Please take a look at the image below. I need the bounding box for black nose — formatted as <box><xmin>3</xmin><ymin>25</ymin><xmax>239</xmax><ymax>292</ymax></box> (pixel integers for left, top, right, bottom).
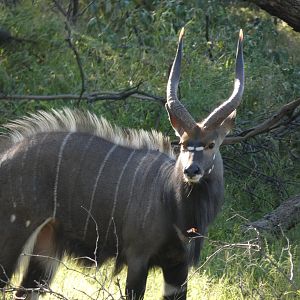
<box><xmin>184</xmin><ymin>165</ymin><xmax>201</xmax><ymax>177</ymax></box>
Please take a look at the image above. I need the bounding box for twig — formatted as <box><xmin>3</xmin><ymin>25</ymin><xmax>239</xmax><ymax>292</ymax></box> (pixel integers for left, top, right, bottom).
<box><xmin>186</xmin><ymin>231</ymin><xmax>261</xmax><ymax>284</ymax></box>
<box><xmin>1</xmin><ymin>284</ymin><xmax>71</xmax><ymax>300</ymax></box>
<box><xmin>36</xmin><ymin>281</ymin><xmax>71</xmax><ymax>300</ymax></box>
<box><xmin>80</xmin><ymin>206</ymin><xmax>99</xmax><ymax>269</ymax></box>
<box><xmin>78</xmin><ymin>1</ymin><xmax>96</xmax><ymax>17</ymax></box>
<box><xmin>279</xmin><ymin>226</ymin><xmax>294</xmax><ymax>281</ymax></box>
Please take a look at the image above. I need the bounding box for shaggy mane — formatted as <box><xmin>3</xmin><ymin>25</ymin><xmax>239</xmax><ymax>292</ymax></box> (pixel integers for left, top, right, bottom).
<box><xmin>3</xmin><ymin>108</ymin><xmax>175</xmax><ymax>158</ymax></box>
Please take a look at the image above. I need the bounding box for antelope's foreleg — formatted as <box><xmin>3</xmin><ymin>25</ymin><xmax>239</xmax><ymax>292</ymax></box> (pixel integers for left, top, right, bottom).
<box><xmin>125</xmin><ymin>256</ymin><xmax>149</xmax><ymax>300</ymax></box>
<box><xmin>162</xmin><ymin>259</ymin><xmax>188</xmax><ymax>300</ymax></box>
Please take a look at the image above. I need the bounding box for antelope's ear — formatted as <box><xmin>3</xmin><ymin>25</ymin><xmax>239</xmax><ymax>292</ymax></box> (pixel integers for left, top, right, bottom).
<box><xmin>165</xmin><ymin>103</ymin><xmax>184</xmax><ymax>137</ymax></box>
<box><xmin>217</xmin><ymin>110</ymin><xmax>236</xmax><ymax>140</ymax></box>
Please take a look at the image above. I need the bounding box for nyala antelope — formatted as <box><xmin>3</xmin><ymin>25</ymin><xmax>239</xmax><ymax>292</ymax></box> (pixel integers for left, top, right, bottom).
<box><xmin>0</xmin><ymin>28</ymin><xmax>244</xmax><ymax>300</ymax></box>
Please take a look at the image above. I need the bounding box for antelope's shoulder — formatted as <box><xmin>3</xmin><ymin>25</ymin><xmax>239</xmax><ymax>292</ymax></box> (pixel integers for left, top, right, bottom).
<box><xmin>2</xmin><ymin>108</ymin><xmax>175</xmax><ymax>158</ymax></box>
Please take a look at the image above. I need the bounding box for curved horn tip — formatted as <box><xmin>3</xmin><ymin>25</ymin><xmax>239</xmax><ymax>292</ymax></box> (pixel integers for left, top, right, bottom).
<box><xmin>179</xmin><ymin>27</ymin><xmax>185</xmax><ymax>41</ymax></box>
<box><xmin>239</xmin><ymin>29</ymin><xmax>243</xmax><ymax>42</ymax></box>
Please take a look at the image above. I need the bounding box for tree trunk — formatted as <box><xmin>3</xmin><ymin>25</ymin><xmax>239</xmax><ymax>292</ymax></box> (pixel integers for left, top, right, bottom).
<box><xmin>249</xmin><ymin>0</ymin><xmax>300</xmax><ymax>32</ymax></box>
<box><xmin>248</xmin><ymin>195</ymin><xmax>300</xmax><ymax>233</ymax></box>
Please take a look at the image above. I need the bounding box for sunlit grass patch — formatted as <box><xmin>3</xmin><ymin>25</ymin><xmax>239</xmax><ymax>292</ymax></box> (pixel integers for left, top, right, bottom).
<box><xmin>44</xmin><ymin>259</ymin><xmax>124</xmax><ymax>300</ymax></box>
<box><xmin>35</xmin><ymin>258</ymin><xmax>164</xmax><ymax>300</ymax></box>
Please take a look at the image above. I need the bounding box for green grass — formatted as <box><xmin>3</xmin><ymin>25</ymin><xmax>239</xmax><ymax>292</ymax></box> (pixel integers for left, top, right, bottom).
<box><xmin>7</xmin><ymin>241</ymin><xmax>298</xmax><ymax>300</ymax></box>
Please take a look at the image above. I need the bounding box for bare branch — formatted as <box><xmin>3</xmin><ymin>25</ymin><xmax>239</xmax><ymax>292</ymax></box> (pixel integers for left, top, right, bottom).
<box><xmin>53</xmin><ymin>0</ymin><xmax>86</xmax><ymax>105</ymax></box>
<box><xmin>65</xmin><ymin>23</ymin><xmax>85</xmax><ymax>105</ymax></box>
<box><xmin>0</xmin><ymin>89</ymin><xmax>165</xmax><ymax>105</ymax></box>
<box><xmin>249</xmin><ymin>0</ymin><xmax>300</xmax><ymax>32</ymax></box>
<box><xmin>247</xmin><ymin>195</ymin><xmax>300</xmax><ymax>233</ymax></box>
<box><xmin>224</xmin><ymin>98</ymin><xmax>300</xmax><ymax>145</ymax></box>
<box><xmin>52</xmin><ymin>0</ymin><xmax>67</xmax><ymax>17</ymax></box>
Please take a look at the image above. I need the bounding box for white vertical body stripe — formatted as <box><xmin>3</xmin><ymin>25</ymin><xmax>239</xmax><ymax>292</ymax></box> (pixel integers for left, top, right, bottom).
<box><xmin>123</xmin><ymin>150</ymin><xmax>150</xmax><ymax>222</ymax></box>
<box><xmin>53</xmin><ymin>132</ymin><xmax>73</xmax><ymax>218</ymax></box>
<box><xmin>33</xmin><ymin>134</ymin><xmax>49</xmax><ymax>203</ymax></box>
<box><xmin>68</xmin><ymin>135</ymin><xmax>95</xmax><ymax>213</ymax></box>
<box><xmin>104</xmin><ymin>150</ymin><xmax>136</xmax><ymax>243</ymax></box>
<box><xmin>20</xmin><ymin>143</ymin><xmax>30</xmax><ymax>204</ymax></box>
<box><xmin>132</xmin><ymin>152</ymin><xmax>162</xmax><ymax>225</ymax></box>
<box><xmin>142</xmin><ymin>159</ymin><xmax>168</xmax><ymax>228</ymax></box>
<box><xmin>8</xmin><ymin>158</ymin><xmax>14</xmax><ymax>207</ymax></box>
<box><xmin>83</xmin><ymin>144</ymin><xmax>118</xmax><ymax>238</ymax></box>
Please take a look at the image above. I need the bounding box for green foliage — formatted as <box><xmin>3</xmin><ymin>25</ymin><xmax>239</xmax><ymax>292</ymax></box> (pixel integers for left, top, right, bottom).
<box><xmin>1</xmin><ymin>0</ymin><xmax>299</xmax><ymax>299</ymax></box>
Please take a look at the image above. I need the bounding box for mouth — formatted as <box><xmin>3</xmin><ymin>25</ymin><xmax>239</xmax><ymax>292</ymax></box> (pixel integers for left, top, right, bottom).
<box><xmin>183</xmin><ymin>174</ymin><xmax>202</xmax><ymax>183</ymax></box>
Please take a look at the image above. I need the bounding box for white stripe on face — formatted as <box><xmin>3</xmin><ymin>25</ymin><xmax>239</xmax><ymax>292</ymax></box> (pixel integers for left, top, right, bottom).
<box><xmin>187</xmin><ymin>146</ymin><xmax>204</xmax><ymax>152</ymax></box>
<box><xmin>207</xmin><ymin>163</ymin><xmax>215</xmax><ymax>175</ymax></box>
<box><xmin>195</xmin><ymin>146</ymin><xmax>204</xmax><ymax>151</ymax></box>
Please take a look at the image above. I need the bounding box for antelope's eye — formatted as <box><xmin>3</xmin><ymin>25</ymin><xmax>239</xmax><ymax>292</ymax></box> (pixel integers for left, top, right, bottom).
<box><xmin>208</xmin><ymin>142</ymin><xmax>215</xmax><ymax>149</ymax></box>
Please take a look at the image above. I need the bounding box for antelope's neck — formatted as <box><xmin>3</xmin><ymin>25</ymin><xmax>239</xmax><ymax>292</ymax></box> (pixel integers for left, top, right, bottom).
<box><xmin>169</xmin><ymin>162</ymin><xmax>223</xmax><ymax>239</ymax></box>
